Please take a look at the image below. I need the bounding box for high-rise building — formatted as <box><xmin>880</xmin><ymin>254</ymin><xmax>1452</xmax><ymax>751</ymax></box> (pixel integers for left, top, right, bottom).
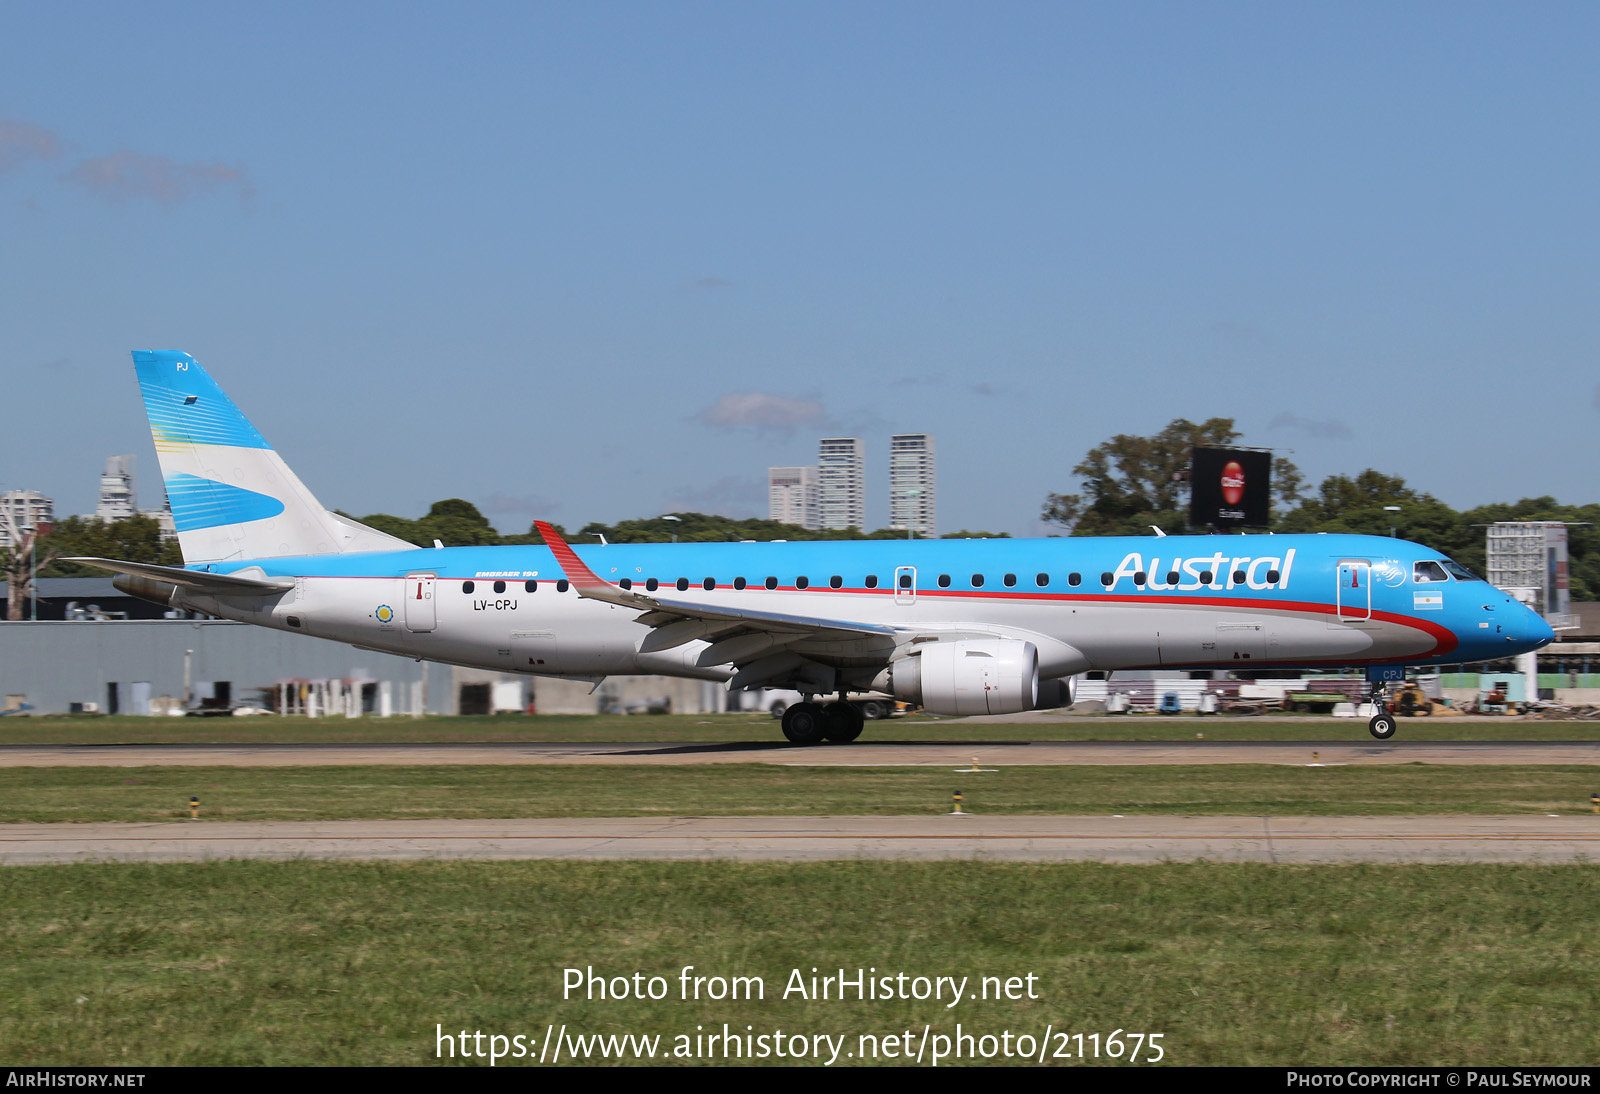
<box><xmin>0</xmin><ymin>491</ymin><xmax>53</xmax><ymax>550</ymax></box>
<box><xmin>768</xmin><ymin>466</ymin><xmax>819</xmax><ymax>530</ymax></box>
<box><xmin>85</xmin><ymin>454</ymin><xmax>175</xmax><ymax>539</ymax></box>
<box><xmin>817</xmin><ymin>438</ymin><xmax>866</xmax><ymax>531</ymax></box>
<box><xmin>888</xmin><ymin>433</ymin><xmax>936</xmax><ymax>537</ymax></box>
<box><xmin>96</xmin><ymin>455</ymin><xmax>137</xmax><ymax>522</ymax></box>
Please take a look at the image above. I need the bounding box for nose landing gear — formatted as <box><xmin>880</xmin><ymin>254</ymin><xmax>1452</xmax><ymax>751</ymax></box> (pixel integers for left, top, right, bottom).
<box><xmin>1367</xmin><ymin>680</ymin><xmax>1397</xmax><ymax>740</ymax></box>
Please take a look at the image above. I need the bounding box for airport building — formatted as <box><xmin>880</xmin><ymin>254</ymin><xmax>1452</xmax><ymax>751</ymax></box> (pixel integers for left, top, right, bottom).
<box><xmin>1486</xmin><ymin>521</ymin><xmax>1573</xmax><ymax>630</ymax></box>
<box><xmin>0</xmin><ymin>616</ymin><xmax>727</xmax><ymax>718</ymax></box>
<box><xmin>888</xmin><ymin>433</ymin><xmax>936</xmax><ymax>537</ymax></box>
<box><xmin>767</xmin><ymin>466</ymin><xmax>819</xmax><ymax>530</ymax></box>
<box><xmin>817</xmin><ymin>438</ymin><xmax>865</xmax><ymax>531</ymax></box>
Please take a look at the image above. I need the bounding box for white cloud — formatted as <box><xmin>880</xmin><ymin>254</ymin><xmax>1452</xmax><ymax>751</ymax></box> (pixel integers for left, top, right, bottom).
<box><xmin>695</xmin><ymin>391</ymin><xmax>827</xmax><ymax>433</ymax></box>
<box><xmin>63</xmin><ymin>150</ymin><xmax>254</xmax><ymax>205</ymax></box>
<box><xmin>1268</xmin><ymin>411</ymin><xmax>1353</xmax><ymax>440</ymax></box>
<box><xmin>0</xmin><ymin>118</ymin><xmax>60</xmax><ymax>172</ymax></box>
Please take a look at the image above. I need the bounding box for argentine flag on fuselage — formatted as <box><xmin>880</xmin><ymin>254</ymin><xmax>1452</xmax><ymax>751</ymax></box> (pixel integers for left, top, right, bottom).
<box><xmin>133</xmin><ymin>351</ymin><xmax>414</xmax><ymax>563</ymax></box>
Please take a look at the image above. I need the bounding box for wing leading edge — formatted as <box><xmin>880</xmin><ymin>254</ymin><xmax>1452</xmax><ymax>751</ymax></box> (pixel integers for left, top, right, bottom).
<box><xmin>534</xmin><ymin>520</ymin><xmax>899</xmax><ymax>656</ymax></box>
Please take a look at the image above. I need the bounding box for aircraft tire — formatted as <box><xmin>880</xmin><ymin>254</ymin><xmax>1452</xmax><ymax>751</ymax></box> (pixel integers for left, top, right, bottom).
<box><xmin>781</xmin><ymin>702</ymin><xmax>828</xmax><ymax>745</ymax></box>
<box><xmin>823</xmin><ymin>703</ymin><xmax>865</xmax><ymax>743</ymax></box>
<box><xmin>1368</xmin><ymin>713</ymin><xmax>1397</xmax><ymax>740</ymax></box>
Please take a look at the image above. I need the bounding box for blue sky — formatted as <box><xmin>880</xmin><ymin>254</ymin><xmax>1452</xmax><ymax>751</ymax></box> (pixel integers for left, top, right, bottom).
<box><xmin>3</xmin><ymin>2</ymin><xmax>1596</xmax><ymax>537</ymax></box>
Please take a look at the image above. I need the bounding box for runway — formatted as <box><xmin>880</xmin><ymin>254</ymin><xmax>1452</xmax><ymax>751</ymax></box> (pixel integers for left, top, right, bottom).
<box><xmin>3</xmin><ymin>814</ymin><xmax>1598</xmax><ymax>864</ymax></box>
<box><xmin>0</xmin><ymin>739</ymin><xmax>1594</xmax><ymax>767</ymax></box>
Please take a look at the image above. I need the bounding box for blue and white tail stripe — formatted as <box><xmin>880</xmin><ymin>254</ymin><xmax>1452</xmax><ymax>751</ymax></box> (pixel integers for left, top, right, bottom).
<box><xmin>131</xmin><ymin>350</ymin><xmax>415</xmax><ymax>563</ymax></box>
<box><xmin>163</xmin><ymin>473</ymin><xmax>286</xmax><ymax>532</ymax></box>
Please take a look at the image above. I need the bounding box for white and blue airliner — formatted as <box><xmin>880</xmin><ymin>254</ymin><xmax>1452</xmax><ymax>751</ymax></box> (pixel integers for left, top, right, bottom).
<box><xmin>75</xmin><ymin>351</ymin><xmax>1554</xmax><ymax>743</ymax></box>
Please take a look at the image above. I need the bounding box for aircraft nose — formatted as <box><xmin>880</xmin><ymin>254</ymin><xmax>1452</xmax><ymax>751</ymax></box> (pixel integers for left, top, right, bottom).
<box><xmin>1527</xmin><ymin>611</ymin><xmax>1556</xmax><ymax>647</ymax></box>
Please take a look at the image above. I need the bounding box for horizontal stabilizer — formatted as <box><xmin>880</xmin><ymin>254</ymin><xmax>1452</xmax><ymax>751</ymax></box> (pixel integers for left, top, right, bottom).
<box><xmin>64</xmin><ymin>558</ymin><xmax>294</xmax><ymax>596</ymax></box>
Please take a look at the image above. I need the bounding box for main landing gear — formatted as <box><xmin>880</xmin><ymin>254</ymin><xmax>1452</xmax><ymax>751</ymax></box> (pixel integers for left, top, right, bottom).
<box><xmin>1367</xmin><ymin>680</ymin><xmax>1397</xmax><ymax>741</ymax></box>
<box><xmin>780</xmin><ymin>698</ymin><xmax>865</xmax><ymax>745</ymax></box>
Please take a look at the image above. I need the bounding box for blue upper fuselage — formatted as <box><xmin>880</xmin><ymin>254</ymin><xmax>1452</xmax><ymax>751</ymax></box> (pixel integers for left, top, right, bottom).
<box><xmin>199</xmin><ymin>532</ymin><xmax>1554</xmax><ymax>668</ymax></box>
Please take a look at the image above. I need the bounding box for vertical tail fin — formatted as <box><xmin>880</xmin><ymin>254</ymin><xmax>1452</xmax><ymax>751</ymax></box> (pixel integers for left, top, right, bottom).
<box><xmin>133</xmin><ymin>350</ymin><xmax>415</xmax><ymax>562</ymax></box>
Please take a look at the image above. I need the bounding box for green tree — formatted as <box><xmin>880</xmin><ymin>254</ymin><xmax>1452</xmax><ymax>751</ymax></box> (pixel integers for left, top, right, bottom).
<box><xmin>1042</xmin><ymin>418</ymin><xmax>1302</xmax><ymax>536</ymax></box>
<box><xmin>356</xmin><ymin>499</ymin><xmax>501</xmax><ymax>547</ymax></box>
<box><xmin>354</xmin><ymin>512</ymin><xmax>423</xmax><ymax>544</ymax></box>
<box><xmin>500</xmin><ymin>521</ymin><xmax>568</xmax><ymax>546</ymax></box>
<box><xmin>1272</xmin><ymin>470</ymin><xmax>1470</xmax><ymax>559</ymax></box>
<box><xmin>38</xmin><ymin>516</ymin><xmax>181</xmax><ymax>577</ymax></box>
<box><xmin>416</xmin><ymin>499</ymin><xmax>499</xmax><ymax>547</ymax></box>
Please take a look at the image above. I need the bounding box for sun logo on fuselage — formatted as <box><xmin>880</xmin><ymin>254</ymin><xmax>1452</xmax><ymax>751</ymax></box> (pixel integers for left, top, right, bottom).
<box><xmin>375</xmin><ymin>605</ymin><xmax>394</xmax><ymax>623</ymax></box>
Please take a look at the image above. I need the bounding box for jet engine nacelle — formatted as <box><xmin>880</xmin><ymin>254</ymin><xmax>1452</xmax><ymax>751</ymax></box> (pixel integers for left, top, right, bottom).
<box><xmin>1034</xmin><ymin>675</ymin><xmax>1073</xmax><ymax>711</ymax></box>
<box><xmin>884</xmin><ymin>639</ymin><xmax>1039</xmax><ymax>716</ymax></box>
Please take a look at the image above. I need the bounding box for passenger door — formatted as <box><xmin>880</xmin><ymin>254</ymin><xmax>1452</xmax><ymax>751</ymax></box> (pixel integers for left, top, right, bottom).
<box><xmin>1336</xmin><ymin>560</ymin><xmax>1371</xmax><ymax>622</ymax></box>
<box><xmin>404</xmin><ymin>572</ymin><xmax>437</xmax><ymax>632</ymax></box>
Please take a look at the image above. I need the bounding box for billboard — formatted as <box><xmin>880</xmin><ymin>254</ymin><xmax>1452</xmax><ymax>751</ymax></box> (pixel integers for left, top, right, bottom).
<box><xmin>1189</xmin><ymin>447</ymin><xmax>1272</xmax><ymax>528</ymax></box>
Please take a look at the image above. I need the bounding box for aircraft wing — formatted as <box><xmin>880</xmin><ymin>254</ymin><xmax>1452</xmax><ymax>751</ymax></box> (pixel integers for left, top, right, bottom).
<box><xmin>535</xmin><ymin>521</ymin><xmax>898</xmax><ymax>653</ymax></box>
<box><xmin>64</xmin><ymin>558</ymin><xmax>295</xmax><ymax>596</ymax></box>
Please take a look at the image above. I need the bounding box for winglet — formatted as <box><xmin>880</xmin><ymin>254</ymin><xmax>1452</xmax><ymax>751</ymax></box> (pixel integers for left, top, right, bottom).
<box><xmin>535</xmin><ymin>521</ymin><xmax>660</xmax><ymax>609</ymax></box>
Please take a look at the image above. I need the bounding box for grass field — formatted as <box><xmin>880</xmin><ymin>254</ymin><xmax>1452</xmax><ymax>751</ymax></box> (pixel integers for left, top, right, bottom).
<box><xmin>3</xmin><ymin>763</ymin><xmax>1599</xmax><ymax>823</ymax></box>
<box><xmin>2</xmin><ymin>859</ymin><xmax>1596</xmax><ymax>1066</ymax></box>
<box><xmin>1</xmin><ymin>712</ymin><xmax>1595</xmax><ymax>744</ymax></box>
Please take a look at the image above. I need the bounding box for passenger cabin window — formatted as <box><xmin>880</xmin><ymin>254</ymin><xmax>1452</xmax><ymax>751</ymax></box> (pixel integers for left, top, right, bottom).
<box><xmin>676</xmin><ymin>578</ymin><xmax>689</xmax><ymax>591</ymax></box>
<box><xmin>493</xmin><ymin>580</ymin><xmax>506</xmax><ymax>594</ymax></box>
<box><xmin>1004</xmin><ymin>574</ymin><xmax>1016</xmax><ymax>587</ymax></box>
<box><xmin>618</xmin><ymin>579</ymin><xmax>631</xmax><ymax>590</ymax></box>
<box><xmin>1265</xmin><ymin>570</ymin><xmax>1280</xmax><ymax>583</ymax></box>
<box><xmin>463</xmin><ymin>580</ymin><xmax>475</xmax><ymax>594</ymax></box>
<box><xmin>556</xmin><ymin>580</ymin><xmax>570</xmax><ymax>592</ymax></box>
<box><xmin>1133</xmin><ymin>571</ymin><xmax>1147</xmax><ymax>586</ymax></box>
<box><xmin>899</xmin><ymin>573</ymin><xmax>912</xmax><ymax>589</ymax></box>
<box><xmin>1067</xmin><ymin>573</ymin><xmax>1081</xmax><ymax>587</ymax></box>
<box><xmin>703</xmin><ymin>577</ymin><xmax>716</xmax><ymax>591</ymax></box>
<box><xmin>646</xmin><ymin>578</ymin><xmax>659</xmax><ymax>591</ymax></box>
<box><xmin>937</xmin><ymin>574</ymin><xmax>951</xmax><ymax>588</ymax></box>
<box><xmin>765</xmin><ymin>577</ymin><xmax>778</xmax><ymax>590</ymax></box>
<box><xmin>865</xmin><ymin>575</ymin><xmax>879</xmax><ymax>589</ymax></box>
<box><xmin>1232</xmin><ymin>570</ymin><xmax>1246</xmax><ymax>584</ymax></box>
<box><xmin>829</xmin><ymin>575</ymin><xmax>842</xmax><ymax>589</ymax></box>
<box><xmin>1100</xmin><ymin>572</ymin><xmax>1114</xmax><ymax>587</ymax></box>
<box><xmin>1165</xmin><ymin>571</ymin><xmax>1179</xmax><ymax>585</ymax></box>
<box><xmin>734</xmin><ymin>577</ymin><xmax>747</xmax><ymax>590</ymax></box>
<box><xmin>525</xmin><ymin>580</ymin><xmax>537</xmax><ymax>592</ymax></box>
<box><xmin>1414</xmin><ymin>561</ymin><xmax>1450</xmax><ymax>583</ymax></box>
<box><xmin>971</xmin><ymin>574</ymin><xmax>984</xmax><ymax>588</ymax></box>
<box><xmin>1199</xmin><ymin>570</ymin><xmax>1214</xmax><ymax>585</ymax></box>
<box><xmin>795</xmin><ymin>576</ymin><xmax>809</xmax><ymax>590</ymax></box>
<box><xmin>1037</xmin><ymin>573</ymin><xmax>1050</xmax><ymax>587</ymax></box>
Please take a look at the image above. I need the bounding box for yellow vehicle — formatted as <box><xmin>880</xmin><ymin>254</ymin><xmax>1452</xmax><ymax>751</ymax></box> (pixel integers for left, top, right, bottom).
<box><xmin>1394</xmin><ymin>682</ymin><xmax>1458</xmax><ymax>717</ymax></box>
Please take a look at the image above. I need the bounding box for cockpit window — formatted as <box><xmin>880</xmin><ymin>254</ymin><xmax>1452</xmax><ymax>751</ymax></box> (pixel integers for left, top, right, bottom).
<box><xmin>1413</xmin><ymin>561</ymin><xmax>1449</xmax><ymax>583</ymax></box>
<box><xmin>1441</xmin><ymin>560</ymin><xmax>1482</xmax><ymax>582</ymax></box>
